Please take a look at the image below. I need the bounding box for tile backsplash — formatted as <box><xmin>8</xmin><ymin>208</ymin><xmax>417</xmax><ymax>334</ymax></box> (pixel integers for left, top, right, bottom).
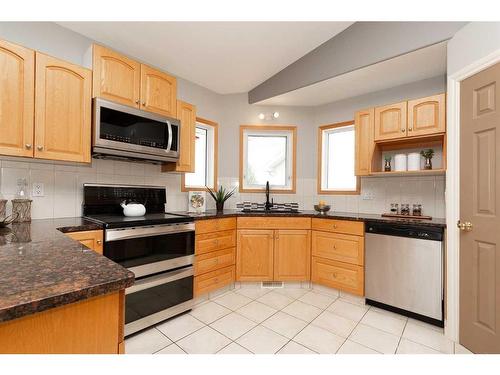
<box><xmin>0</xmin><ymin>157</ymin><xmax>445</xmax><ymax>220</ymax></box>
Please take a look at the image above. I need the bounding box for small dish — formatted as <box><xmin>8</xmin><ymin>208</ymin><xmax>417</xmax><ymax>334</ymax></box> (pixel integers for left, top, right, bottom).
<box><xmin>314</xmin><ymin>205</ymin><xmax>331</xmax><ymax>215</ymax></box>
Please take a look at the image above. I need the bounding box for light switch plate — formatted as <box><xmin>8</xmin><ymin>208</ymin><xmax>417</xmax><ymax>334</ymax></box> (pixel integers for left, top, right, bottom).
<box><xmin>32</xmin><ymin>182</ymin><xmax>44</xmax><ymax>197</ymax></box>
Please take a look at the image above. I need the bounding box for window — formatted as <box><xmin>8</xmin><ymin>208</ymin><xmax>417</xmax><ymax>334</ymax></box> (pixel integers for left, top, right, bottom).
<box><xmin>182</xmin><ymin>118</ymin><xmax>218</xmax><ymax>191</ymax></box>
<box><xmin>318</xmin><ymin>121</ymin><xmax>359</xmax><ymax>194</ymax></box>
<box><xmin>240</xmin><ymin>125</ymin><xmax>296</xmax><ymax>193</ymax></box>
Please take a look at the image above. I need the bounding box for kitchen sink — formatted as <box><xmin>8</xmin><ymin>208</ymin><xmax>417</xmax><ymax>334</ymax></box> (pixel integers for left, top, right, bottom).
<box><xmin>240</xmin><ymin>210</ymin><xmax>301</xmax><ymax>214</ymax></box>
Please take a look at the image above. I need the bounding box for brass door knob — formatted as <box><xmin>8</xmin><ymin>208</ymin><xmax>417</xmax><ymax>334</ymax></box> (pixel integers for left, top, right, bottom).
<box><xmin>457</xmin><ymin>221</ymin><xmax>473</xmax><ymax>231</ymax></box>
<box><xmin>37</xmin><ymin>145</ymin><xmax>44</xmax><ymax>151</ymax></box>
<box><xmin>135</xmin><ymin>100</ymin><xmax>140</xmax><ymax>105</ymax></box>
<box><xmin>25</xmin><ymin>143</ymin><xmax>32</xmax><ymax>149</ymax></box>
<box><xmin>401</xmin><ymin>129</ymin><xmax>406</xmax><ymax>133</ymax></box>
<box><xmin>96</xmin><ymin>240</ymin><xmax>102</xmax><ymax>244</ymax></box>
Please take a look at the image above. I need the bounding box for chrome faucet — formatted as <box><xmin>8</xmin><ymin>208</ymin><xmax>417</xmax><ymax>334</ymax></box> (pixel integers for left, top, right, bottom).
<box><xmin>265</xmin><ymin>181</ymin><xmax>273</xmax><ymax>211</ymax></box>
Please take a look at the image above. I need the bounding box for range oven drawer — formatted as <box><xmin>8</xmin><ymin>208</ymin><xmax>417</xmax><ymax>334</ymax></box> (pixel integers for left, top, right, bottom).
<box><xmin>125</xmin><ymin>266</ymin><xmax>194</xmax><ymax>336</ymax></box>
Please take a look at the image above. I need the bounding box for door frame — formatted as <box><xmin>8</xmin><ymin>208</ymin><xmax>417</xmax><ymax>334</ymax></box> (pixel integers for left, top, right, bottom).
<box><xmin>446</xmin><ymin>48</ymin><xmax>500</xmax><ymax>342</ymax></box>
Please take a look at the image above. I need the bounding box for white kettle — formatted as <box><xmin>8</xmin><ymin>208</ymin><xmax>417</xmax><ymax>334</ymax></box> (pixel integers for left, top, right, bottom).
<box><xmin>120</xmin><ymin>200</ymin><xmax>146</xmax><ymax>217</ymax></box>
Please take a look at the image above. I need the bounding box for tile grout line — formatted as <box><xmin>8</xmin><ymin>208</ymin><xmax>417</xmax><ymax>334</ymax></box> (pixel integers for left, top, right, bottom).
<box><xmin>394</xmin><ymin>319</ymin><xmax>409</xmax><ymax>354</ymax></box>
<box><xmin>336</xmin><ymin>302</ymin><xmax>373</xmax><ymax>354</ymax></box>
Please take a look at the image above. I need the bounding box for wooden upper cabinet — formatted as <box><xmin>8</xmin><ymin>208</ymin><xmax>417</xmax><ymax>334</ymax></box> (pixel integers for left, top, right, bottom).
<box><xmin>236</xmin><ymin>230</ymin><xmax>274</xmax><ymax>281</ymax></box>
<box><xmin>355</xmin><ymin>108</ymin><xmax>374</xmax><ymax>176</ymax></box>
<box><xmin>407</xmin><ymin>93</ymin><xmax>446</xmax><ymax>137</ymax></box>
<box><xmin>374</xmin><ymin>101</ymin><xmax>407</xmax><ymax>141</ymax></box>
<box><xmin>0</xmin><ymin>40</ymin><xmax>35</xmax><ymax>158</ymax></box>
<box><xmin>163</xmin><ymin>100</ymin><xmax>196</xmax><ymax>172</ymax></box>
<box><xmin>140</xmin><ymin>64</ymin><xmax>177</xmax><ymax>117</ymax></box>
<box><xmin>274</xmin><ymin>230</ymin><xmax>311</xmax><ymax>281</ymax></box>
<box><xmin>92</xmin><ymin>45</ymin><xmax>140</xmax><ymax>107</ymax></box>
<box><xmin>35</xmin><ymin>52</ymin><xmax>92</xmax><ymax>163</ymax></box>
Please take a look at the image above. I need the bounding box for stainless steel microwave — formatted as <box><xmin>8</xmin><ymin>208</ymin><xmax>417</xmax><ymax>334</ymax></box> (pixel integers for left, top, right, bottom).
<box><xmin>92</xmin><ymin>98</ymin><xmax>180</xmax><ymax>163</ymax></box>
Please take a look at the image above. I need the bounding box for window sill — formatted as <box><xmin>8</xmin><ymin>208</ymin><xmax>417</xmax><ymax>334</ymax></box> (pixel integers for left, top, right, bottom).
<box><xmin>317</xmin><ymin>189</ymin><xmax>360</xmax><ymax>195</ymax></box>
<box><xmin>239</xmin><ymin>187</ymin><xmax>296</xmax><ymax>194</ymax></box>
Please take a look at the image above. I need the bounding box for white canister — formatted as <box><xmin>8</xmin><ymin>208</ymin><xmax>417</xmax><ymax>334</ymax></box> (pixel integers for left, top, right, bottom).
<box><xmin>407</xmin><ymin>152</ymin><xmax>421</xmax><ymax>171</ymax></box>
<box><xmin>394</xmin><ymin>153</ymin><xmax>407</xmax><ymax>171</ymax></box>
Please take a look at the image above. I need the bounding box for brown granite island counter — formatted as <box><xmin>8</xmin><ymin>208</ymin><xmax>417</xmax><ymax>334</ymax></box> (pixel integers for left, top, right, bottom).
<box><xmin>0</xmin><ymin>218</ymin><xmax>134</xmax><ymax>354</ymax></box>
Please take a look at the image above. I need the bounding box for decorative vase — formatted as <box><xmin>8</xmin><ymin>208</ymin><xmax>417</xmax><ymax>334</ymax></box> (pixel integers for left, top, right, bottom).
<box><xmin>216</xmin><ymin>201</ymin><xmax>224</xmax><ymax>212</ymax></box>
<box><xmin>384</xmin><ymin>159</ymin><xmax>391</xmax><ymax>172</ymax></box>
<box><xmin>12</xmin><ymin>199</ymin><xmax>32</xmax><ymax>223</ymax></box>
<box><xmin>424</xmin><ymin>157</ymin><xmax>433</xmax><ymax>170</ymax></box>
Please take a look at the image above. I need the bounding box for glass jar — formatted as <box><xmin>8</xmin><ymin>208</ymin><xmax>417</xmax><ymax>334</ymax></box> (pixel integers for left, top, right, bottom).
<box><xmin>401</xmin><ymin>204</ymin><xmax>410</xmax><ymax>215</ymax></box>
<box><xmin>12</xmin><ymin>178</ymin><xmax>32</xmax><ymax>223</ymax></box>
<box><xmin>390</xmin><ymin>203</ymin><xmax>399</xmax><ymax>215</ymax></box>
<box><xmin>412</xmin><ymin>204</ymin><xmax>422</xmax><ymax>216</ymax></box>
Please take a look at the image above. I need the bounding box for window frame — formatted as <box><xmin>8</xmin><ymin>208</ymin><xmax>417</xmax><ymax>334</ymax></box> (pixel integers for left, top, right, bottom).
<box><xmin>317</xmin><ymin>120</ymin><xmax>360</xmax><ymax>195</ymax></box>
<box><xmin>239</xmin><ymin>125</ymin><xmax>297</xmax><ymax>194</ymax></box>
<box><xmin>181</xmin><ymin>117</ymin><xmax>218</xmax><ymax>192</ymax></box>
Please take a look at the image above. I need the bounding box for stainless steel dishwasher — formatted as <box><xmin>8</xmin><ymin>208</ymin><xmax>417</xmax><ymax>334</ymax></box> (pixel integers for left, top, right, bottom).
<box><xmin>365</xmin><ymin>221</ymin><xmax>444</xmax><ymax>327</ymax></box>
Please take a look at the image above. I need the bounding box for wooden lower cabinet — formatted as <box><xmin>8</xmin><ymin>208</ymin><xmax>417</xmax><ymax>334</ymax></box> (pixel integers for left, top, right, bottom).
<box><xmin>236</xmin><ymin>230</ymin><xmax>274</xmax><ymax>281</ymax></box>
<box><xmin>194</xmin><ymin>266</ymin><xmax>235</xmax><ymax>297</ymax></box>
<box><xmin>65</xmin><ymin>230</ymin><xmax>104</xmax><ymax>254</ymax></box>
<box><xmin>195</xmin><ymin>230</ymin><xmax>236</xmax><ymax>255</ymax></box>
<box><xmin>0</xmin><ymin>291</ymin><xmax>124</xmax><ymax>354</ymax></box>
<box><xmin>311</xmin><ymin>257</ymin><xmax>364</xmax><ymax>296</ymax></box>
<box><xmin>274</xmin><ymin>230</ymin><xmax>311</xmax><ymax>281</ymax></box>
<box><xmin>195</xmin><ymin>247</ymin><xmax>235</xmax><ymax>275</ymax></box>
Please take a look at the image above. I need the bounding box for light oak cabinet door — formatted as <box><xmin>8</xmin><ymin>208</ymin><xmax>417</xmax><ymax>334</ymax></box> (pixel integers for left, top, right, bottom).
<box><xmin>374</xmin><ymin>101</ymin><xmax>407</xmax><ymax>141</ymax></box>
<box><xmin>66</xmin><ymin>230</ymin><xmax>103</xmax><ymax>254</ymax></box>
<box><xmin>92</xmin><ymin>45</ymin><xmax>140</xmax><ymax>107</ymax></box>
<box><xmin>407</xmin><ymin>93</ymin><xmax>446</xmax><ymax>137</ymax></box>
<box><xmin>274</xmin><ymin>230</ymin><xmax>311</xmax><ymax>281</ymax></box>
<box><xmin>355</xmin><ymin>108</ymin><xmax>374</xmax><ymax>175</ymax></box>
<box><xmin>163</xmin><ymin>100</ymin><xmax>196</xmax><ymax>172</ymax></box>
<box><xmin>140</xmin><ymin>64</ymin><xmax>177</xmax><ymax>117</ymax></box>
<box><xmin>0</xmin><ymin>39</ymin><xmax>35</xmax><ymax>158</ymax></box>
<box><xmin>35</xmin><ymin>53</ymin><xmax>92</xmax><ymax>163</ymax></box>
<box><xmin>236</xmin><ymin>230</ymin><xmax>274</xmax><ymax>281</ymax></box>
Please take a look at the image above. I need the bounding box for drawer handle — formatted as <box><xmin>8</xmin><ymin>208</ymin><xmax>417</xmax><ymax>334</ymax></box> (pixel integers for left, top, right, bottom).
<box><xmin>332</xmin><ymin>224</ymin><xmax>337</xmax><ymax>229</ymax></box>
<box><xmin>332</xmin><ymin>272</ymin><xmax>338</xmax><ymax>278</ymax></box>
<box><xmin>332</xmin><ymin>245</ymin><xmax>337</xmax><ymax>250</ymax></box>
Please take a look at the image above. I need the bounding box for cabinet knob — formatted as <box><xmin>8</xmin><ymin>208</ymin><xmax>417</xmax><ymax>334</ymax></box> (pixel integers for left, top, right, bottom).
<box><xmin>333</xmin><ymin>245</ymin><xmax>337</xmax><ymax>250</ymax></box>
<box><xmin>96</xmin><ymin>240</ymin><xmax>102</xmax><ymax>245</ymax></box>
<box><xmin>25</xmin><ymin>144</ymin><xmax>32</xmax><ymax>149</ymax></box>
<box><xmin>142</xmin><ymin>102</ymin><xmax>146</xmax><ymax>106</ymax></box>
<box><xmin>135</xmin><ymin>100</ymin><xmax>140</xmax><ymax>105</ymax></box>
<box><xmin>401</xmin><ymin>129</ymin><xmax>406</xmax><ymax>133</ymax></box>
<box><xmin>332</xmin><ymin>224</ymin><xmax>337</xmax><ymax>229</ymax></box>
<box><xmin>408</xmin><ymin>127</ymin><xmax>413</xmax><ymax>131</ymax></box>
<box><xmin>37</xmin><ymin>145</ymin><xmax>44</xmax><ymax>151</ymax></box>
<box><xmin>332</xmin><ymin>272</ymin><xmax>338</xmax><ymax>278</ymax></box>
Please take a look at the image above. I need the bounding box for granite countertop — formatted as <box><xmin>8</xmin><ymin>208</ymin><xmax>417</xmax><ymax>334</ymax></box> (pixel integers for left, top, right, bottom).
<box><xmin>178</xmin><ymin>209</ymin><xmax>446</xmax><ymax>228</ymax></box>
<box><xmin>0</xmin><ymin>218</ymin><xmax>134</xmax><ymax>323</ymax></box>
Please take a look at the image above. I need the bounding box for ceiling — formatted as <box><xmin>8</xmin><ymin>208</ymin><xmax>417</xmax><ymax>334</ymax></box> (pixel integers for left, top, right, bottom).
<box><xmin>58</xmin><ymin>21</ymin><xmax>353</xmax><ymax>94</ymax></box>
<box><xmin>256</xmin><ymin>41</ymin><xmax>448</xmax><ymax>107</ymax></box>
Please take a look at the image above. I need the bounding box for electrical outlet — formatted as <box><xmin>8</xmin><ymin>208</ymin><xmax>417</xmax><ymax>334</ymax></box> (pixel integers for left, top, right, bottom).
<box><xmin>362</xmin><ymin>191</ymin><xmax>374</xmax><ymax>200</ymax></box>
<box><xmin>32</xmin><ymin>182</ymin><xmax>44</xmax><ymax>197</ymax></box>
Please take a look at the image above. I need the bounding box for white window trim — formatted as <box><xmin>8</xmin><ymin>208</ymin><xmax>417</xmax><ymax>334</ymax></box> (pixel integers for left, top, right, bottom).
<box><xmin>318</xmin><ymin>122</ymin><xmax>359</xmax><ymax>195</ymax></box>
<box><xmin>240</xmin><ymin>125</ymin><xmax>296</xmax><ymax>193</ymax></box>
<box><xmin>183</xmin><ymin>121</ymin><xmax>216</xmax><ymax>190</ymax></box>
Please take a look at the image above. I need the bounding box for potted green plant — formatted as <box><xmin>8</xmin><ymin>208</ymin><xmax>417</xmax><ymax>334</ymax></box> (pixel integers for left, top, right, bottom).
<box><xmin>206</xmin><ymin>185</ymin><xmax>236</xmax><ymax>212</ymax></box>
<box><xmin>420</xmin><ymin>149</ymin><xmax>435</xmax><ymax>170</ymax></box>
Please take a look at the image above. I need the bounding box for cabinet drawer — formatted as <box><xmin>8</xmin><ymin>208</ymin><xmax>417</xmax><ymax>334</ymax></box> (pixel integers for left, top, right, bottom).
<box><xmin>195</xmin><ymin>247</ymin><xmax>235</xmax><ymax>275</ymax></box>
<box><xmin>312</xmin><ymin>231</ymin><xmax>364</xmax><ymax>266</ymax></box>
<box><xmin>311</xmin><ymin>257</ymin><xmax>364</xmax><ymax>296</ymax></box>
<box><xmin>194</xmin><ymin>265</ymin><xmax>234</xmax><ymax>296</ymax></box>
<box><xmin>195</xmin><ymin>230</ymin><xmax>236</xmax><ymax>254</ymax></box>
<box><xmin>195</xmin><ymin>218</ymin><xmax>236</xmax><ymax>234</ymax></box>
<box><xmin>312</xmin><ymin>218</ymin><xmax>364</xmax><ymax>236</ymax></box>
<box><xmin>65</xmin><ymin>230</ymin><xmax>103</xmax><ymax>254</ymax></box>
<box><xmin>237</xmin><ymin>217</ymin><xmax>311</xmax><ymax>230</ymax></box>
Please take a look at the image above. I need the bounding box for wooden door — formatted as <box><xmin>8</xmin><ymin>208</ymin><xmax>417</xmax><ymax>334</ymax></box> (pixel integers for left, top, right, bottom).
<box><xmin>140</xmin><ymin>64</ymin><xmax>177</xmax><ymax>117</ymax></box>
<box><xmin>236</xmin><ymin>230</ymin><xmax>274</xmax><ymax>281</ymax></box>
<box><xmin>459</xmin><ymin>62</ymin><xmax>500</xmax><ymax>353</ymax></box>
<box><xmin>34</xmin><ymin>53</ymin><xmax>92</xmax><ymax>163</ymax></box>
<box><xmin>274</xmin><ymin>230</ymin><xmax>311</xmax><ymax>281</ymax></box>
<box><xmin>66</xmin><ymin>230</ymin><xmax>103</xmax><ymax>254</ymax></box>
<box><xmin>355</xmin><ymin>108</ymin><xmax>374</xmax><ymax>175</ymax></box>
<box><xmin>0</xmin><ymin>39</ymin><xmax>35</xmax><ymax>157</ymax></box>
<box><xmin>374</xmin><ymin>101</ymin><xmax>407</xmax><ymax>141</ymax></box>
<box><xmin>407</xmin><ymin>93</ymin><xmax>446</xmax><ymax>137</ymax></box>
<box><xmin>163</xmin><ymin>101</ymin><xmax>196</xmax><ymax>172</ymax></box>
<box><xmin>92</xmin><ymin>44</ymin><xmax>140</xmax><ymax>107</ymax></box>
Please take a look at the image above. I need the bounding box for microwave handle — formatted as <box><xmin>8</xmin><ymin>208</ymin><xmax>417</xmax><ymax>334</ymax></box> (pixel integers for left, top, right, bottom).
<box><xmin>166</xmin><ymin>120</ymin><xmax>173</xmax><ymax>152</ymax></box>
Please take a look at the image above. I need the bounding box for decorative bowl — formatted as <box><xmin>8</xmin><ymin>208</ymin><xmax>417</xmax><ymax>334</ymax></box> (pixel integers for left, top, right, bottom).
<box><xmin>314</xmin><ymin>205</ymin><xmax>331</xmax><ymax>215</ymax></box>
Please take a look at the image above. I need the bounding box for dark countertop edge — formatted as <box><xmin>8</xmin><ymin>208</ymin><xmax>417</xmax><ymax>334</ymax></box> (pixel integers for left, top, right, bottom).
<box><xmin>0</xmin><ymin>274</ymin><xmax>134</xmax><ymax>323</ymax></box>
<box><xmin>56</xmin><ymin>222</ymin><xmax>104</xmax><ymax>233</ymax></box>
<box><xmin>178</xmin><ymin>210</ymin><xmax>447</xmax><ymax>228</ymax></box>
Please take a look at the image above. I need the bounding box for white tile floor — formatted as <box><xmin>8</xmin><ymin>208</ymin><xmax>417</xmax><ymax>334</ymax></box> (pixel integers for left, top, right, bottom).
<box><xmin>125</xmin><ymin>287</ymin><xmax>471</xmax><ymax>354</ymax></box>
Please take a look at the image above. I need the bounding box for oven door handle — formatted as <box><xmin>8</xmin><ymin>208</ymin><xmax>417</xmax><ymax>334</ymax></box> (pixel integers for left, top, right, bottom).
<box><xmin>126</xmin><ymin>266</ymin><xmax>194</xmax><ymax>295</ymax></box>
<box><xmin>106</xmin><ymin>222</ymin><xmax>195</xmax><ymax>242</ymax></box>
<box><xmin>166</xmin><ymin>120</ymin><xmax>173</xmax><ymax>153</ymax></box>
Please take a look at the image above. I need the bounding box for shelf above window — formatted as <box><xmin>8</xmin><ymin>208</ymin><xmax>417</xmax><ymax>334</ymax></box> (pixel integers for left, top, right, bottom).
<box><xmin>367</xmin><ymin>169</ymin><xmax>446</xmax><ymax>177</ymax></box>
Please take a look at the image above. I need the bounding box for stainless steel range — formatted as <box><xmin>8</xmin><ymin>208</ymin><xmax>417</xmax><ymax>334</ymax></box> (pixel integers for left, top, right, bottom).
<box><xmin>83</xmin><ymin>184</ymin><xmax>195</xmax><ymax>336</ymax></box>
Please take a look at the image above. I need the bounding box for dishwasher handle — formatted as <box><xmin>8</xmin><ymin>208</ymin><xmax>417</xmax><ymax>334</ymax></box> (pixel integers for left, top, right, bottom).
<box><xmin>365</xmin><ymin>221</ymin><xmax>443</xmax><ymax>241</ymax></box>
